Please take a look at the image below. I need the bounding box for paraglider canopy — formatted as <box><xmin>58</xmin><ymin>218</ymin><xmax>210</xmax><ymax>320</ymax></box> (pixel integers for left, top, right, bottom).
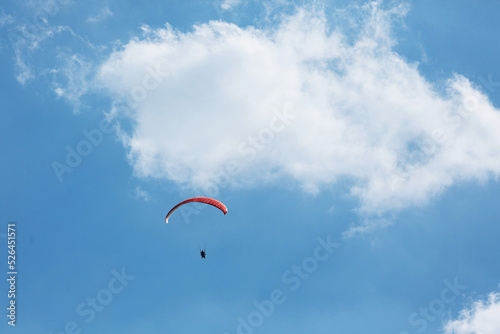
<box><xmin>165</xmin><ymin>196</ymin><xmax>228</xmax><ymax>224</ymax></box>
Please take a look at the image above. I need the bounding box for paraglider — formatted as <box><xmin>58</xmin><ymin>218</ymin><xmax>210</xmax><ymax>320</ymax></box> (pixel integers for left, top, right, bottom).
<box><xmin>165</xmin><ymin>197</ymin><xmax>228</xmax><ymax>259</ymax></box>
<box><xmin>165</xmin><ymin>196</ymin><xmax>228</xmax><ymax>224</ymax></box>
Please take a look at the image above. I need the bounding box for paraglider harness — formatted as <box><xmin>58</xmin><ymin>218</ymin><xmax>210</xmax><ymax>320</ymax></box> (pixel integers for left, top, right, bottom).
<box><xmin>200</xmin><ymin>249</ymin><xmax>206</xmax><ymax>259</ymax></box>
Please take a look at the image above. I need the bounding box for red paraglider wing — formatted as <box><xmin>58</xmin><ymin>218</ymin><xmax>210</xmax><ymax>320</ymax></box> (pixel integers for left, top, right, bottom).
<box><xmin>165</xmin><ymin>197</ymin><xmax>228</xmax><ymax>223</ymax></box>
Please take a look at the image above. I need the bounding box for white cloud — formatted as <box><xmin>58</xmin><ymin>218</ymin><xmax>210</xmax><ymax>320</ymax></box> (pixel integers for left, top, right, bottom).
<box><xmin>135</xmin><ymin>186</ymin><xmax>152</xmax><ymax>201</ymax></box>
<box><xmin>4</xmin><ymin>0</ymin><xmax>73</xmax><ymax>82</ymax></box>
<box><xmin>221</xmin><ymin>0</ymin><xmax>243</xmax><ymax>10</ymax></box>
<box><xmin>96</xmin><ymin>2</ymin><xmax>500</xmax><ymax>216</ymax></box>
<box><xmin>0</xmin><ymin>9</ymin><xmax>15</xmax><ymax>26</ymax></box>
<box><xmin>342</xmin><ymin>217</ymin><xmax>394</xmax><ymax>239</ymax></box>
<box><xmin>6</xmin><ymin>12</ymin><xmax>101</xmax><ymax>109</ymax></box>
<box><xmin>86</xmin><ymin>6</ymin><xmax>113</xmax><ymax>23</ymax></box>
<box><xmin>49</xmin><ymin>53</ymin><xmax>95</xmax><ymax>113</ymax></box>
<box><xmin>8</xmin><ymin>22</ymin><xmax>75</xmax><ymax>84</ymax></box>
<box><xmin>9</xmin><ymin>25</ymin><xmax>66</xmax><ymax>84</ymax></box>
<box><xmin>444</xmin><ymin>293</ymin><xmax>500</xmax><ymax>334</ymax></box>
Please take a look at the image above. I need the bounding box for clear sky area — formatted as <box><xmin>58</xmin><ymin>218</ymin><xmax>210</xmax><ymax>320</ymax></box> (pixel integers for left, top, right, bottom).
<box><xmin>1</xmin><ymin>0</ymin><xmax>500</xmax><ymax>333</ymax></box>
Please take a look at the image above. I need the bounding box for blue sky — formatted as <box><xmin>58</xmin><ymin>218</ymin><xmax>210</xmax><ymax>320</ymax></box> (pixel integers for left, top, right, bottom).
<box><xmin>1</xmin><ymin>0</ymin><xmax>500</xmax><ymax>333</ymax></box>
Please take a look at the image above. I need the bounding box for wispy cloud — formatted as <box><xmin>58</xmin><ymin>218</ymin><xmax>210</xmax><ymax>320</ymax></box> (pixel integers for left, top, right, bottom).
<box><xmin>96</xmin><ymin>3</ymin><xmax>500</xmax><ymax>222</ymax></box>
<box><xmin>135</xmin><ymin>186</ymin><xmax>152</xmax><ymax>201</ymax></box>
<box><xmin>86</xmin><ymin>6</ymin><xmax>113</xmax><ymax>24</ymax></box>
<box><xmin>9</xmin><ymin>23</ymin><xmax>97</xmax><ymax>89</ymax></box>
<box><xmin>5</xmin><ymin>0</ymin><xmax>74</xmax><ymax>85</ymax></box>
<box><xmin>221</xmin><ymin>0</ymin><xmax>244</xmax><ymax>10</ymax></box>
<box><xmin>9</xmin><ymin>24</ymin><xmax>64</xmax><ymax>84</ymax></box>
<box><xmin>0</xmin><ymin>9</ymin><xmax>15</xmax><ymax>26</ymax></box>
<box><xmin>342</xmin><ymin>217</ymin><xmax>394</xmax><ymax>239</ymax></box>
<box><xmin>444</xmin><ymin>292</ymin><xmax>500</xmax><ymax>334</ymax></box>
<box><xmin>5</xmin><ymin>4</ymin><xmax>102</xmax><ymax>110</ymax></box>
<box><xmin>49</xmin><ymin>53</ymin><xmax>96</xmax><ymax>113</ymax></box>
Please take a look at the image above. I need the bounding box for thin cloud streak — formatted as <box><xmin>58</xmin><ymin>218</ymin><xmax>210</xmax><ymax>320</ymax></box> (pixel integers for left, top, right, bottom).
<box><xmin>86</xmin><ymin>6</ymin><xmax>113</xmax><ymax>23</ymax></box>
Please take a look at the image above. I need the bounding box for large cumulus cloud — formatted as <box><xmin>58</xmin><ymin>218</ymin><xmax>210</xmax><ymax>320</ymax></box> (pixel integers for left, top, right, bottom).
<box><xmin>97</xmin><ymin>2</ymin><xmax>500</xmax><ymax>214</ymax></box>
